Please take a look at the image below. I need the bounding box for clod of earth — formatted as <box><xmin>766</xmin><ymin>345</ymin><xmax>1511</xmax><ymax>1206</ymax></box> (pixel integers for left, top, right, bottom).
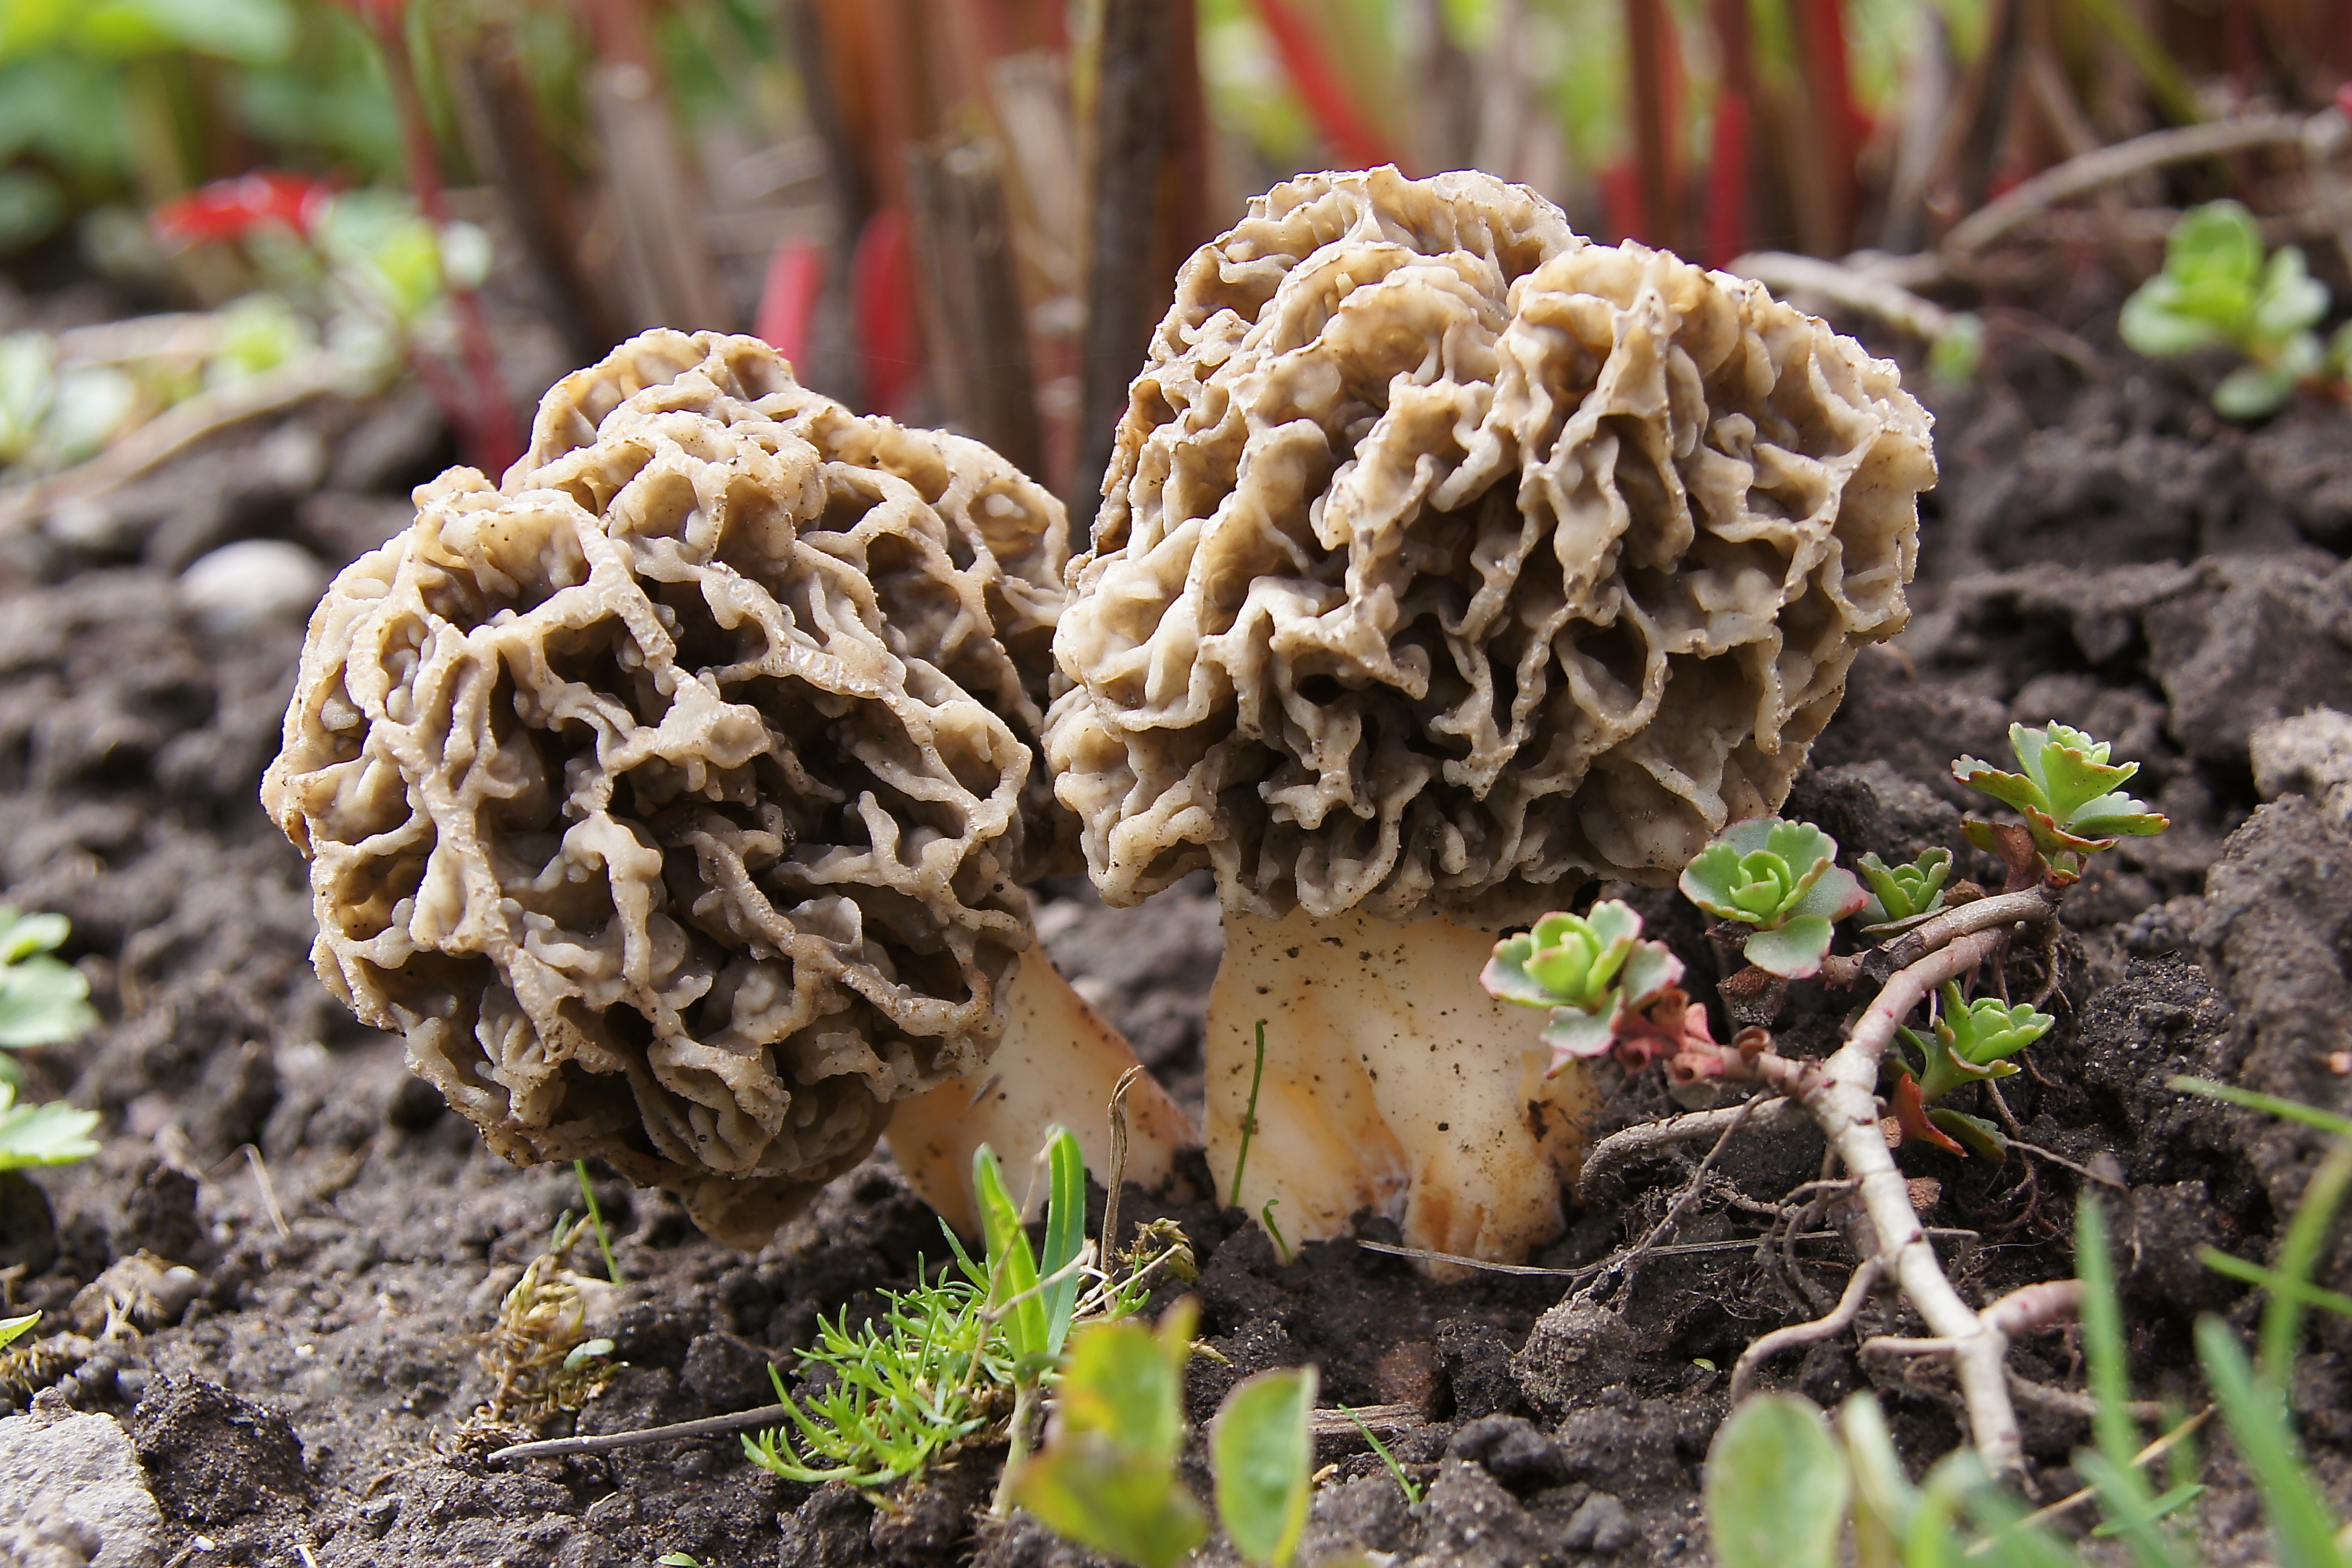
<box><xmin>262</xmin><ymin>331</ymin><xmax>1192</xmax><ymax>1249</ymax></box>
<box><xmin>1044</xmin><ymin>167</ymin><xmax>1937</xmax><ymax>1266</ymax></box>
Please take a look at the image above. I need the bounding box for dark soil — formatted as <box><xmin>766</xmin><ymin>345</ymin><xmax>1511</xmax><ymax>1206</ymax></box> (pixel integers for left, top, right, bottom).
<box><xmin>2</xmin><ymin>311</ymin><xmax>2350</xmax><ymax>1567</ymax></box>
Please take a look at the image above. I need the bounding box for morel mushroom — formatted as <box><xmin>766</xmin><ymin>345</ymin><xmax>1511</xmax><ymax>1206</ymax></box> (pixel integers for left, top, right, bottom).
<box><xmin>264</xmin><ymin>332</ymin><xmax>1189</xmax><ymax>1247</ymax></box>
<box><xmin>1046</xmin><ymin>168</ymin><xmax>1934</xmax><ymax>1264</ymax></box>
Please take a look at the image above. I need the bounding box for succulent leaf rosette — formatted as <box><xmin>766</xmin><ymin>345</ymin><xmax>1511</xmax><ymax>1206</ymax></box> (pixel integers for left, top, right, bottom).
<box><xmin>1482</xmin><ymin>901</ymin><xmax>1684</xmax><ymax>1068</ymax></box>
<box><xmin>1953</xmin><ymin>723</ymin><xmax>2169</xmax><ymax>878</ymax></box>
<box><xmin>1677</xmin><ymin>819</ymin><xmax>1868</xmax><ymax>979</ymax></box>
<box><xmin>1890</xmin><ymin>983</ymin><xmax>2055</xmax><ymax>1159</ymax></box>
<box><xmin>1854</xmin><ymin>848</ymin><xmax>1952</xmax><ymax>932</ymax></box>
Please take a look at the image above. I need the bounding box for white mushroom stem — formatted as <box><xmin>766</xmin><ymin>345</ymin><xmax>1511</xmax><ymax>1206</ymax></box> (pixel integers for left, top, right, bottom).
<box><xmin>886</xmin><ymin>945</ymin><xmax>1199</xmax><ymax>1236</ymax></box>
<box><xmin>1203</xmin><ymin>905</ymin><xmax>1599</xmax><ymax>1275</ymax></box>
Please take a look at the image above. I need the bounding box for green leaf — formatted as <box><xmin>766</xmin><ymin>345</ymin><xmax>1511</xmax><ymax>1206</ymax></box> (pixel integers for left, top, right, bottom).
<box><xmin>0</xmin><ymin>952</ymin><xmax>96</xmax><ymax>1048</ymax></box>
<box><xmin>1839</xmin><ymin>1393</ymin><xmax>1917</xmax><ymax>1568</ymax></box>
<box><xmin>76</xmin><ymin>0</ymin><xmax>295</xmax><ymax>64</ymax></box>
<box><xmin>2167</xmin><ymin>1077</ymin><xmax>2352</xmax><ymax>1140</ymax></box>
<box><xmin>1011</xmin><ymin>1431</ymin><xmax>1210</xmax><ymax>1568</ymax></box>
<box><xmin>1855</xmin><ymin>849</ymin><xmax>1951</xmax><ymax>928</ymax></box>
<box><xmin>2213</xmin><ymin>362</ymin><xmax>2297</xmax><ymax>420</ymax></box>
<box><xmin>1705</xmin><ymin>1394</ymin><xmax>1850</xmax><ymax>1568</ymax></box>
<box><xmin>2194</xmin><ymin>1316</ymin><xmax>2347</xmax><ymax>1568</ymax></box>
<box><xmin>0</xmin><ymin>1310</ymin><xmax>37</xmax><ymax>1354</ymax></box>
<box><xmin>2090</xmin><ymin>1482</ymin><xmax>2205</xmax><ymax>1537</ymax></box>
<box><xmin>1743</xmin><ymin>916</ymin><xmax>1836</xmax><ymax>979</ymax></box>
<box><xmin>0</xmin><ymin>909</ymin><xmax>70</xmax><ymax>965</ymax></box>
<box><xmin>1928</xmin><ymin>1108</ymin><xmax>2009</xmax><ymax>1164</ymax></box>
<box><xmin>2119</xmin><ymin>289</ymin><xmax>2225</xmax><ymax>358</ymax></box>
<box><xmin>2164</xmin><ymin>201</ymin><xmax>2264</xmax><ymax>294</ymax></box>
<box><xmin>1539</xmin><ymin>1004</ymin><xmax>1622</xmax><ymax>1064</ymax></box>
<box><xmin>2075</xmin><ymin>1200</ymin><xmax>2186</xmax><ymax>1568</ymax></box>
<box><xmin>2252</xmin><ymin>248</ymin><xmax>2329</xmax><ymax>345</ymax></box>
<box><xmin>0</xmin><ymin>1082</ymin><xmax>98</xmax><ymax>1169</ymax></box>
<box><xmin>973</xmin><ymin>1145</ymin><xmax>1047</xmax><ymax>1364</ymax></box>
<box><xmin>1040</xmin><ymin>1127</ymin><xmax>1086</xmax><ymax>1358</ymax></box>
<box><xmin>2197</xmin><ymin>1248</ymin><xmax>2352</xmax><ymax>1321</ymax></box>
<box><xmin>2256</xmin><ymin>1140</ymin><xmax>2352</xmax><ymax>1385</ymax></box>
<box><xmin>1930</xmin><ymin>315</ymin><xmax>1984</xmax><ymax>385</ymax></box>
<box><xmin>1054</xmin><ymin>1302</ymin><xmax>1194</xmax><ymax>1464</ymax></box>
<box><xmin>1211</xmin><ymin>1364</ymin><xmax>1317</xmax><ymax>1567</ymax></box>
<box><xmin>2075</xmin><ymin>1199</ymin><xmax>2139</xmax><ymax>1472</ymax></box>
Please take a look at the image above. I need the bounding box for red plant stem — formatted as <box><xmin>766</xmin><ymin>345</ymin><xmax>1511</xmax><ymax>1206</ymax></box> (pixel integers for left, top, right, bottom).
<box><xmin>1707</xmin><ymin>0</ymin><xmax>1754</xmax><ymax>266</ymax></box>
<box><xmin>1624</xmin><ymin>0</ymin><xmax>1684</xmax><ymax>250</ymax></box>
<box><xmin>368</xmin><ymin>3</ymin><xmax>522</xmax><ymax>477</ymax></box>
<box><xmin>1793</xmin><ymin>0</ymin><xmax>1866</xmax><ymax>252</ymax></box>
<box><xmin>1247</xmin><ymin>0</ymin><xmax>1400</xmax><ymax>170</ymax></box>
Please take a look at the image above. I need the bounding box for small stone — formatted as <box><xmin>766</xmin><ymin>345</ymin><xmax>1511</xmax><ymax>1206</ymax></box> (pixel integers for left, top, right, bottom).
<box><xmin>1561</xmin><ymin>1490</ymin><xmax>1636</xmax><ymax>1554</ymax></box>
<box><xmin>177</xmin><ymin>540</ymin><xmax>327</xmax><ymax>637</ymax></box>
<box><xmin>1446</xmin><ymin>1414</ymin><xmax>1569</xmax><ymax>1493</ymax></box>
<box><xmin>0</xmin><ymin>1407</ymin><xmax>165</xmax><ymax>1567</ymax></box>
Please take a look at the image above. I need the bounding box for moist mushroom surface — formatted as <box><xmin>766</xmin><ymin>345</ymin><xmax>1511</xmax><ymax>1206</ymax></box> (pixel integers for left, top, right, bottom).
<box><xmin>1046</xmin><ymin>167</ymin><xmax>1936</xmax><ymax>1264</ymax></box>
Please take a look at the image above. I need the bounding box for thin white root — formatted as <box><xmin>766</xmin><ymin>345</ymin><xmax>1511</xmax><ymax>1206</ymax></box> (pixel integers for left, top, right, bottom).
<box><xmin>885</xmin><ymin>945</ymin><xmax>1198</xmax><ymax>1235</ymax></box>
<box><xmin>1758</xmin><ymin>925</ymin><xmax>2031</xmax><ymax>1472</ymax></box>
<box><xmin>1577</xmin><ymin>1096</ymin><xmax>1804</xmax><ymax>1197</ymax></box>
<box><xmin>1729</xmin><ymin>1257</ymin><xmax>1884</xmax><ymax>1404</ymax></box>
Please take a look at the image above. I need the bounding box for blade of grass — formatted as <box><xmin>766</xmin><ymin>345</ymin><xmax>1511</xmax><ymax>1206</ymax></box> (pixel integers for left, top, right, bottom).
<box><xmin>1041</xmin><ymin>1126</ymin><xmax>1087</xmax><ymax>1356</ymax></box>
<box><xmin>2194</xmin><ymin>1316</ymin><xmax>2348</xmax><ymax>1568</ymax></box>
<box><xmin>2169</xmin><ymin>1077</ymin><xmax>2352</xmax><ymax>1140</ymax></box>
<box><xmin>2256</xmin><ymin>1139</ymin><xmax>2352</xmax><ymax>1385</ymax></box>
<box><xmin>2198</xmin><ymin>1249</ymin><xmax>2352</xmax><ymax>1321</ymax></box>
<box><xmin>2076</xmin><ymin>1198</ymin><xmax>2185</xmax><ymax>1568</ymax></box>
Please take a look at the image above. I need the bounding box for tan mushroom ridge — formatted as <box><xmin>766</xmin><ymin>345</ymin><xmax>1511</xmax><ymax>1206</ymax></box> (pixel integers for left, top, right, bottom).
<box><xmin>1046</xmin><ymin>168</ymin><xmax>1935</xmax><ymax>1265</ymax></box>
<box><xmin>264</xmin><ymin>332</ymin><xmax>1190</xmax><ymax>1249</ymax></box>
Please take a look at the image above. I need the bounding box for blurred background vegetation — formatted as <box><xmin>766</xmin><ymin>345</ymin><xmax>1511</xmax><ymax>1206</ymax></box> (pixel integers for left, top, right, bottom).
<box><xmin>0</xmin><ymin>0</ymin><xmax>2347</xmax><ymax>507</ymax></box>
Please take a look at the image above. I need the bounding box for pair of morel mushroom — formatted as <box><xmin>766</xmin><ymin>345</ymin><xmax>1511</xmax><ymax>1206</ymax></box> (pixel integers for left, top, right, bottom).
<box><xmin>262</xmin><ymin>169</ymin><xmax>1934</xmax><ymax>1271</ymax></box>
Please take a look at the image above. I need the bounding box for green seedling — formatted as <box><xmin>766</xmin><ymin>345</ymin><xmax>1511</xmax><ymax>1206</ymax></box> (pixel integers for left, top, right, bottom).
<box><xmin>1679</xmin><ymin>817</ymin><xmax>1868</xmax><ymax>979</ymax></box>
<box><xmin>1889</xmin><ymin>985</ymin><xmax>2051</xmax><ymax>1160</ymax></box>
<box><xmin>2118</xmin><ymin>200</ymin><xmax>2347</xmax><ymax>419</ymax></box>
<box><xmin>1014</xmin><ymin>1296</ymin><xmax>1320</xmax><ymax>1568</ymax></box>
<box><xmin>0</xmin><ymin>907</ymin><xmax>98</xmax><ymax>1069</ymax></box>
<box><xmin>1009</xmin><ymin>1300</ymin><xmax>1208</xmax><ymax>1568</ymax></box>
<box><xmin>1212</xmin><ymin>1364</ymin><xmax>1318</xmax><ymax>1567</ymax></box>
<box><xmin>572</xmin><ymin>1160</ymin><xmax>622</xmax><ymax>1285</ymax></box>
<box><xmin>0</xmin><ymin>1312</ymin><xmax>39</xmax><ymax>1355</ymax></box>
<box><xmin>1954</xmin><ymin>723</ymin><xmax>2168</xmax><ymax>882</ymax></box>
<box><xmin>1854</xmin><ymin>848</ymin><xmax>1952</xmax><ymax>932</ymax></box>
<box><xmin>955</xmin><ymin>1131</ymin><xmax>1089</xmax><ymax>1511</ymax></box>
<box><xmin>742</xmin><ymin>1265</ymin><xmax>1004</xmax><ymax>1486</ymax></box>
<box><xmin>1706</xmin><ymin>1393</ymin><xmax>1849</xmax><ymax>1568</ymax></box>
<box><xmin>1482</xmin><ymin>900</ymin><xmax>1686</xmax><ymax>1063</ymax></box>
<box><xmin>1344</xmin><ymin>1403</ymin><xmax>1423</xmax><ymax>1506</ymax></box>
<box><xmin>0</xmin><ymin>1080</ymin><xmax>99</xmax><ymax>1171</ymax></box>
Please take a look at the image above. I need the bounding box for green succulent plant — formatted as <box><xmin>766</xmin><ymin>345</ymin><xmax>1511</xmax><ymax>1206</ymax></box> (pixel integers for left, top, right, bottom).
<box><xmin>1482</xmin><ymin>900</ymin><xmax>1684</xmax><ymax>1064</ymax></box>
<box><xmin>2118</xmin><ymin>200</ymin><xmax>2348</xmax><ymax>419</ymax></box>
<box><xmin>1887</xmin><ymin>984</ymin><xmax>2053</xmax><ymax>1160</ymax></box>
<box><xmin>1854</xmin><ymin>848</ymin><xmax>1952</xmax><ymax>931</ymax></box>
<box><xmin>1678</xmin><ymin>818</ymin><xmax>1868</xmax><ymax>979</ymax></box>
<box><xmin>1953</xmin><ymin>723</ymin><xmax>2168</xmax><ymax>880</ymax></box>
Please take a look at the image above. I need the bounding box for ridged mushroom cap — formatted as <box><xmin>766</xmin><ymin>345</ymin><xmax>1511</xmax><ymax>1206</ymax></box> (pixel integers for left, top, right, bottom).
<box><xmin>1046</xmin><ymin>167</ymin><xmax>1936</xmax><ymax>925</ymax></box>
<box><xmin>262</xmin><ymin>333</ymin><xmax>1046</xmax><ymax>1245</ymax></box>
<box><xmin>518</xmin><ymin>330</ymin><xmax>1077</xmax><ymax>875</ymax></box>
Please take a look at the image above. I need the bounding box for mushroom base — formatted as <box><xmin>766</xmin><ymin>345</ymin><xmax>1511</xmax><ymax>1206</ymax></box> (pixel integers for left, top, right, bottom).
<box><xmin>884</xmin><ymin>945</ymin><xmax>1200</xmax><ymax>1236</ymax></box>
<box><xmin>1204</xmin><ymin>905</ymin><xmax>1597</xmax><ymax>1272</ymax></box>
